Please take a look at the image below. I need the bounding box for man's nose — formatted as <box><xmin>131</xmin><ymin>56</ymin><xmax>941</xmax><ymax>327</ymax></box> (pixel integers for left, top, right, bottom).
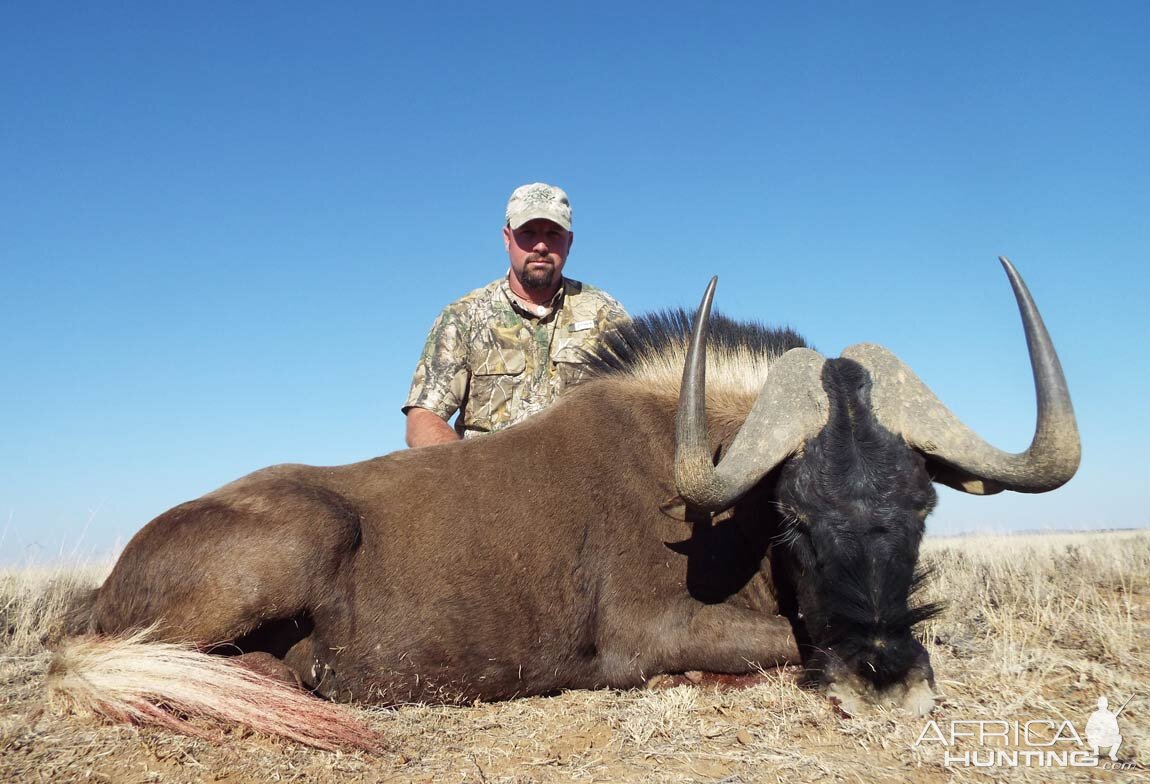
<box><xmin>532</xmin><ymin>240</ymin><xmax>549</xmax><ymax>253</ymax></box>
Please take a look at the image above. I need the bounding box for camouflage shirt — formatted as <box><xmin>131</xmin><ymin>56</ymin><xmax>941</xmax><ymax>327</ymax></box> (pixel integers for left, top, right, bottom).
<box><xmin>403</xmin><ymin>276</ymin><xmax>629</xmax><ymax>438</ymax></box>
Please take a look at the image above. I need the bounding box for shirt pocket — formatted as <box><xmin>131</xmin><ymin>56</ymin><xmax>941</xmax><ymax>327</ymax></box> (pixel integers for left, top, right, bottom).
<box><xmin>552</xmin><ymin>343</ymin><xmax>595</xmax><ymax>391</ymax></box>
<box><xmin>466</xmin><ymin>349</ymin><xmax>527</xmax><ymax>431</ymax></box>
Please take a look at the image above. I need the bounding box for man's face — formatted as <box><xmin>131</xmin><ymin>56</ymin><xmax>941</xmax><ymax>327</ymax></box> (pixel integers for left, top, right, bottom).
<box><xmin>504</xmin><ymin>218</ymin><xmax>573</xmax><ymax>293</ymax></box>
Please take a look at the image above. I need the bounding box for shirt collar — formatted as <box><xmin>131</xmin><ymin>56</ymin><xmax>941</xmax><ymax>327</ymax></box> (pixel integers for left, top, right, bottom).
<box><xmin>501</xmin><ymin>274</ymin><xmax>566</xmax><ymax>319</ymax></box>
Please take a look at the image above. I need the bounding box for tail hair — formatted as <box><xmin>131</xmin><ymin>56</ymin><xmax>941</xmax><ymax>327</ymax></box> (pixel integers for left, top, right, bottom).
<box><xmin>48</xmin><ymin>629</ymin><xmax>385</xmax><ymax>753</ymax></box>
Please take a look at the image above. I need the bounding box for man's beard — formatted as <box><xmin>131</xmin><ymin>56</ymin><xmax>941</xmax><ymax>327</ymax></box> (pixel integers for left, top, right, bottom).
<box><xmin>518</xmin><ymin>256</ymin><xmax>557</xmax><ymax>291</ymax></box>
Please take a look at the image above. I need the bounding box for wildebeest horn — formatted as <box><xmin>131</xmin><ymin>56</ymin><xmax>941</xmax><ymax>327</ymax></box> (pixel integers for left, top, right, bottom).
<box><xmin>675</xmin><ymin>277</ymin><xmax>830</xmax><ymax>511</ymax></box>
<box><xmin>842</xmin><ymin>257</ymin><xmax>1081</xmax><ymax>495</ymax></box>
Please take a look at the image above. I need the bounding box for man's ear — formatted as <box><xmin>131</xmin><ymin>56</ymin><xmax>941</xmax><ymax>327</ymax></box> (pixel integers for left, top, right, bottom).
<box><xmin>503</xmin><ymin>224</ymin><xmax>513</xmax><ymax>252</ymax></box>
<box><xmin>567</xmin><ymin>230</ymin><xmax>574</xmax><ymax>252</ymax></box>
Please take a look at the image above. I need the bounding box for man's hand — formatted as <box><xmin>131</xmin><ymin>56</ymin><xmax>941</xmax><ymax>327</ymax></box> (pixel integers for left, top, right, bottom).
<box><xmin>405</xmin><ymin>408</ymin><xmax>462</xmax><ymax>448</ymax></box>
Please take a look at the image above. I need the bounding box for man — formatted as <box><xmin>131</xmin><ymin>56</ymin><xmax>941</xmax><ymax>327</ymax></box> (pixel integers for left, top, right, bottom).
<box><xmin>403</xmin><ymin>183</ymin><xmax>628</xmax><ymax>447</ymax></box>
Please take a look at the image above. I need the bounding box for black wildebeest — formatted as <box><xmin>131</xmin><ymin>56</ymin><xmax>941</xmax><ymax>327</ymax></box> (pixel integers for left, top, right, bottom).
<box><xmin>51</xmin><ymin>258</ymin><xmax>1079</xmax><ymax>746</ymax></box>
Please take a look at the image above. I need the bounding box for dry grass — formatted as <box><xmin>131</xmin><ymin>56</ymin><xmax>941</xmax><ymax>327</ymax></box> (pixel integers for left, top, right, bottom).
<box><xmin>2</xmin><ymin>531</ymin><xmax>1147</xmax><ymax>782</ymax></box>
<box><xmin>1</xmin><ymin>560</ymin><xmax>108</xmax><ymax>656</ymax></box>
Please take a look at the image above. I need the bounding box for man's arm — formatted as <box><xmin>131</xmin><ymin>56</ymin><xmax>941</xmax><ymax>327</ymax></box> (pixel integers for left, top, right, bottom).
<box><xmin>598</xmin><ymin>292</ymin><xmax>629</xmax><ymax>326</ymax></box>
<box><xmin>402</xmin><ymin>304</ymin><xmax>470</xmax><ymax>448</ymax></box>
<box><xmin>405</xmin><ymin>407</ymin><xmax>461</xmax><ymax>448</ymax></box>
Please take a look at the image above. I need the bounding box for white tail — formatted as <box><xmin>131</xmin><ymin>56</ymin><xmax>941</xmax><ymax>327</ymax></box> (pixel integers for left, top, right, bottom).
<box><xmin>48</xmin><ymin>630</ymin><xmax>385</xmax><ymax>752</ymax></box>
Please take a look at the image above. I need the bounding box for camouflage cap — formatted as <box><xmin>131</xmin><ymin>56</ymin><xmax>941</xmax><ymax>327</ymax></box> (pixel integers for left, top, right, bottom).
<box><xmin>505</xmin><ymin>183</ymin><xmax>572</xmax><ymax>230</ymax></box>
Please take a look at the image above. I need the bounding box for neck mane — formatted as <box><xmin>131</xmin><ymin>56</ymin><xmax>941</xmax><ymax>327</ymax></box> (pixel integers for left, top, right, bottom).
<box><xmin>586</xmin><ymin>309</ymin><xmax>810</xmax><ymax>424</ymax></box>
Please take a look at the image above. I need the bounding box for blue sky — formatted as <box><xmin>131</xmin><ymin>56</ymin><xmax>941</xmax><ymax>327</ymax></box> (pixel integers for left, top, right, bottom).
<box><xmin>2</xmin><ymin>2</ymin><xmax>1147</xmax><ymax>564</ymax></box>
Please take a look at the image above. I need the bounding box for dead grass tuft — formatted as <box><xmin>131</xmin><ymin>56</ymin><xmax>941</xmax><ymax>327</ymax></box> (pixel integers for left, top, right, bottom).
<box><xmin>1</xmin><ymin>561</ymin><xmax>108</xmax><ymax>655</ymax></box>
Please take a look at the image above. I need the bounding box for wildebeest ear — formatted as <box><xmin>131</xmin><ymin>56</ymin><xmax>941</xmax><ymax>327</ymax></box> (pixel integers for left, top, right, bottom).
<box><xmin>928</xmin><ymin>462</ymin><xmax>1006</xmax><ymax>495</ymax></box>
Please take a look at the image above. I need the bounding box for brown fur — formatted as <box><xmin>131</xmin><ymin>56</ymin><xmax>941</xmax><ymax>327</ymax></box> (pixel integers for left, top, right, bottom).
<box><xmin>67</xmin><ymin>377</ymin><xmax>798</xmax><ymax>711</ymax></box>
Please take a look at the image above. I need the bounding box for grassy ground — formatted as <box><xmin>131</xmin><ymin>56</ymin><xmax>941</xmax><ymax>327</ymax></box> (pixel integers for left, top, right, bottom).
<box><xmin>2</xmin><ymin>531</ymin><xmax>1147</xmax><ymax>783</ymax></box>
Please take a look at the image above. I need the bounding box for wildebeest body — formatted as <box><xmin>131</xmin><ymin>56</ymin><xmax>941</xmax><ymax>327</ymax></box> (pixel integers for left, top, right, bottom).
<box><xmin>91</xmin><ymin>378</ymin><xmax>798</xmax><ymax>705</ymax></box>
<box><xmin>71</xmin><ymin>260</ymin><xmax>1080</xmax><ymax>724</ymax></box>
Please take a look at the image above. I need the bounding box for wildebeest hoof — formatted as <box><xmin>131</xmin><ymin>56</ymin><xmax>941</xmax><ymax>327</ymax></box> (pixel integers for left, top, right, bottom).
<box><xmin>235</xmin><ymin>651</ymin><xmax>303</xmax><ymax>689</ymax></box>
<box><xmin>646</xmin><ymin>671</ymin><xmax>704</xmax><ymax>689</ymax></box>
<box><xmin>647</xmin><ymin>670</ymin><xmax>795</xmax><ymax>691</ymax></box>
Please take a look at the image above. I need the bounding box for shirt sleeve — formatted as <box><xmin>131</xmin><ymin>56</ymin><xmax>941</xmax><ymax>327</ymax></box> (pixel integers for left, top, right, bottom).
<box><xmin>597</xmin><ymin>292</ymin><xmax>630</xmax><ymax>329</ymax></box>
<box><xmin>402</xmin><ymin>306</ymin><xmax>470</xmax><ymax>420</ymax></box>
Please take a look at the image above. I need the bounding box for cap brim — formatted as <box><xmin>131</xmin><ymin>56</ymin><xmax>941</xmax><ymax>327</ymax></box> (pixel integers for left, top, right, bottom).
<box><xmin>507</xmin><ymin>211</ymin><xmax>571</xmax><ymax>231</ymax></box>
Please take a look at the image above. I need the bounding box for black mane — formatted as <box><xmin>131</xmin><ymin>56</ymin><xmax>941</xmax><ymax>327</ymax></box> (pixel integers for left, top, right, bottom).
<box><xmin>586</xmin><ymin>309</ymin><xmax>809</xmax><ymax>377</ymax></box>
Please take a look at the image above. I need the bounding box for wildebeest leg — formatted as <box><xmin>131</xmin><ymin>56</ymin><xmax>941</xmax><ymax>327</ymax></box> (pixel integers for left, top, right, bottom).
<box><xmin>235</xmin><ymin>651</ymin><xmax>303</xmax><ymax>688</ymax></box>
<box><xmin>654</xmin><ymin>602</ymin><xmax>800</xmax><ymax>674</ymax></box>
<box><xmin>90</xmin><ymin>490</ymin><xmax>361</xmax><ymax>673</ymax></box>
<box><xmin>282</xmin><ymin>635</ymin><xmax>341</xmax><ymax>697</ymax></box>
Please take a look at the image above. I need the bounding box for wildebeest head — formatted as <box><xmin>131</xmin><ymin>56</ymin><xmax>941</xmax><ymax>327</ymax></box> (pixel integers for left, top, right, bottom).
<box><xmin>674</xmin><ymin>258</ymin><xmax>1080</xmax><ymax>713</ymax></box>
<box><xmin>771</xmin><ymin>356</ymin><xmax>941</xmax><ymax>705</ymax></box>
